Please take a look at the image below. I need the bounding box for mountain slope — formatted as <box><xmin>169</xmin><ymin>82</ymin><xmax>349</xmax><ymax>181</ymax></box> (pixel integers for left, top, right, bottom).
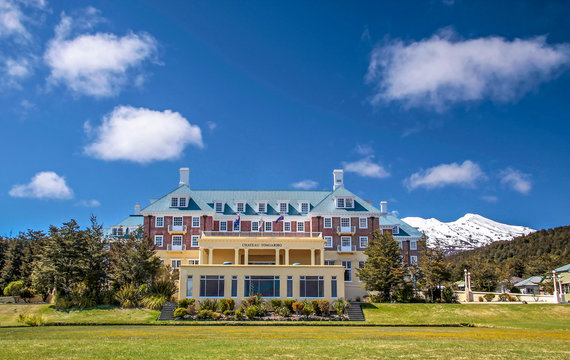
<box><xmin>402</xmin><ymin>213</ymin><xmax>535</xmax><ymax>252</ymax></box>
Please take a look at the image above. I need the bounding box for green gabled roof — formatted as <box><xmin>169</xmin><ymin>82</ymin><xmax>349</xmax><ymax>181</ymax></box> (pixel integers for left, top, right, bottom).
<box><xmin>311</xmin><ymin>186</ymin><xmax>381</xmax><ymax>214</ymax></box>
<box><xmin>379</xmin><ymin>214</ymin><xmax>423</xmax><ymax>238</ymax></box>
<box><xmin>116</xmin><ymin>215</ymin><xmax>144</xmax><ymax>227</ymax></box>
<box><xmin>141</xmin><ymin>185</ymin><xmax>212</xmax><ymax>213</ymax></box>
<box><xmin>514</xmin><ymin>276</ymin><xmax>543</xmax><ymax>287</ymax></box>
<box><xmin>554</xmin><ymin>263</ymin><xmax>570</xmax><ymax>272</ymax></box>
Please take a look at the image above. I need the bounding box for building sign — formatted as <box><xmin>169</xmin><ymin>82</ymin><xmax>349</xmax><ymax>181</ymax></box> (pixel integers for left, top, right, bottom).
<box><xmin>242</xmin><ymin>243</ymin><xmax>283</xmax><ymax>248</ymax></box>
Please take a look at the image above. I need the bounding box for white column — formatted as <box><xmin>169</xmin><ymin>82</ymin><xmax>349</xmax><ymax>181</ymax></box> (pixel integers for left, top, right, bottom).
<box><xmin>310</xmin><ymin>249</ymin><xmax>315</xmax><ymax>266</ymax></box>
<box><xmin>285</xmin><ymin>249</ymin><xmax>289</xmax><ymax>265</ymax></box>
<box><xmin>553</xmin><ymin>271</ymin><xmax>559</xmax><ymax>303</ymax></box>
<box><xmin>235</xmin><ymin>249</ymin><xmax>239</xmax><ymax>265</ymax></box>
<box><xmin>208</xmin><ymin>248</ymin><xmax>213</xmax><ymax>265</ymax></box>
<box><xmin>320</xmin><ymin>249</ymin><xmax>324</xmax><ymax>266</ymax></box>
<box><xmin>275</xmin><ymin>249</ymin><xmax>280</xmax><ymax>265</ymax></box>
<box><xmin>244</xmin><ymin>248</ymin><xmax>249</xmax><ymax>265</ymax></box>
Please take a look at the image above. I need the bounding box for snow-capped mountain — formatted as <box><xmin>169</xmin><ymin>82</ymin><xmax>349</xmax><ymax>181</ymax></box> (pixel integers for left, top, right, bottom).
<box><xmin>402</xmin><ymin>213</ymin><xmax>536</xmax><ymax>253</ymax></box>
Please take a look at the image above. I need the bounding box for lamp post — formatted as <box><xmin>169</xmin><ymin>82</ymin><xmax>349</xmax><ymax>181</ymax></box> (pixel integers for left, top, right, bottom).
<box><xmin>552</xmin><ymin>271</ymin><xmax>560</xmax><ymax>304</ymax></box>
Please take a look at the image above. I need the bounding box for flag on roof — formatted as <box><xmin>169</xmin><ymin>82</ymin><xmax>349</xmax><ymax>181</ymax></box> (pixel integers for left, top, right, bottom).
<box><xmin>275</xmin><ymin>214</ymin><xmax>284</xmax><ymax>223</ymax></box>
<box><xmin>234</xmin><ymin>214</ymin><xmax>240</xmax><ymax>228</ymax></box>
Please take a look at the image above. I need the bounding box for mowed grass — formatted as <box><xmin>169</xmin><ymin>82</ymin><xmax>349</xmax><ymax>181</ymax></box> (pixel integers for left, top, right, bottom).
<box><xmin>0</xmin><ymin>325</ymin><xmax>569</xmax><ymax>359</ymax></box>
<box><xmin>0</xmin><ymin>304</ymin><xmax>159</xmax><ymax>327</ymax></box>
<box><xmin>363</xmin><ymin>303</ymin><xmax>570</xmax><ymax>329</ymax></box>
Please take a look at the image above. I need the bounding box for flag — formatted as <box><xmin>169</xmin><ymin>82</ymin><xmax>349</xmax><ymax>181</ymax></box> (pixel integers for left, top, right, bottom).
<box><xmin>275</xmin><ymin>214</ymin><xmax>284</xmax><ymax>223</ymax></box>
<box><xmin>233</xmin><ymin>214</ymin><xmax>241</xmax><ymax>228</ymax></box>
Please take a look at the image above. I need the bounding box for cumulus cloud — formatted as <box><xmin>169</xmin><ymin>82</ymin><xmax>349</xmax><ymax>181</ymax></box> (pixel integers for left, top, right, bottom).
<box><xmin>366</xmin><ymin>30</ymin><xmax>570</xmax><ymax>109</ymax></box>
<box><xmin>0</xmin><ymin>0</ymin><xmax>45</xmax><ymax>40</ymax></box>
<box><xmin>343</xmin><ymin>156</ymin><xmax>390</xmax><ymax>179</ymax></box>
<box><xmin>84</xmin><ymin>105</ymin><xmax>203</xmax><ymax>163</ymax></box>
<box><xmin>9</xmin><ymin>171</ymin><xmax>74</xmax><ymax>199</ymax></box>
<box><xmin>1</xmin><ymin>56</ymin><xmax>32</xmax><ymax>88</ymax></box>
<box><xmin>44</xmin><ymin>10</ymin><xmax>158</xmax><ymax>97</ymax></box>
<box><xmin>75</xmin><ymin>199</ymin><xmax>101</xmax><ymax>207</ymax></box>
<box><xmin>499</xmin><ymin>167</ymin><xmax>531</xmax><ymax>194</ymax></box>
<box><xmin>291</xmin><ymin>179</ymin><xmax>318</xmax><ymax>190</ymax></box>
<box><xmin>405</xmin><ymin>160</ymin><xmax>485</xmax><ymax>190</ymax></box>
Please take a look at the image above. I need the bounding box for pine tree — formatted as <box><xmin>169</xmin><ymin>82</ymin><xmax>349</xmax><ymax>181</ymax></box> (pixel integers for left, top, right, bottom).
<box><xmin>0</xmin><ymin>238</ymin><xmax>26</xmax><ymax>290</ymax></box>
<box><xmin>418</xmin><ymin>241</ymin><xmax>450</xmax><ymax>302</ymax></box>
<box><xmin>357</xmin><ymin>230</ymin><xmax>404</xmax><ymax>301</ymax></box>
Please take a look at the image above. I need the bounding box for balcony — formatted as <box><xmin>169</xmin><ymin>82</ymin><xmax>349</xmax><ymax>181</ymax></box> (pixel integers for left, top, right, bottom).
<box><xmin>336</xmin><ymin>226</ymin><xmax>356</xmax><ymax>235</ymax></box>
<box><xmin>337</xmin><ymin>245</ymin><xmax>356</xmax><ymax>253</ymax></box>
<box><xmin>201</xmin><ymin>231</ymin><xmax>322</xmax><ymax>238</ymax></box>
<box><xmin>167</xmin><ymin>244</ymin><xmax>187</xmax><ymax>251</ymax></box>
<box><xmin>168</xmin><ymin>224</ymin><xmax>187</xmax><ymax>235</ymax></box>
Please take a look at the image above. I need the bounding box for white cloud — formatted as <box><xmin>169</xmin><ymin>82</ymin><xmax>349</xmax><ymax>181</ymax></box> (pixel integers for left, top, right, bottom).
<box><xmin>405</xmin><ymin>160</ymin><xmax>485</xmax><ymax>190</ymax></box>
<box><xmin>1</xmin><ymin>56</ymin><xmax>32</xmax><ymax>88</ymax></box>
<box><xmin>343</xmin><ymin>156</ymin><xmax>390</xmax><ymax>179</ymax></box>
<box><xmin>499</xmin><ymin>167</ymin><xmax>531</xmax><ymax>194</ymax></box>
<box><xmin>44</xmin><ymin>11</ymin><xmax>157</xmax><ymax>97</ymax></box>
<box><xmin>366</xmin><ymin>30</ymin><xmax>570</xmax><ymax>109</ymax></box>
<box><xmin>84</xmin><ymin>105</ymin><xmax>203</xmax><ymax>163</ymax></box>
<box><xmin>207</xmin><ymin>121</ymin><xmax>217</xmax><ymax>131</ymax></box>
<box><xmin>391</xmin><ymin>210</ymin><xmax>400</xmax><ymax>218</ymax></box>
<box><xmin>75</xmin><ymin>199</ymin><xmax>101</xmax><ymax>207</ymax></box>
<box><xmin>354</xmin><ymin>144</ymin><xmax>374</xmax><ymax>156</ymax></box>
<box><xmin>9</xmin><ymin>171</ymin><xmax>74</xmax><ymax>199</ymax></box>
<box><xmin>291</xmin><ymin>180</ymin><xmax>318</xmax><ymax>190</ymax></box>
<box><xmin>481</xmin><ymin>195</ymin><xmax>498</xmax><ymax>203</ymax></box>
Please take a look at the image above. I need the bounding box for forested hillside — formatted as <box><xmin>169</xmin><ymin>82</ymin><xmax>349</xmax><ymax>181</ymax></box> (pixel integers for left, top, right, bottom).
<box><xmin>446</xmin><ymin>226</ymin><xmax>570</xmax><ymax>283</ymax></box>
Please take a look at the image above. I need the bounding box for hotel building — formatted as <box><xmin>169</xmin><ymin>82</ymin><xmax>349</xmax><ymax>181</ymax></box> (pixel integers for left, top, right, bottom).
<box><xmin>112</xmin><ymin>168</ymin><xmax>422</xmax><ymax>301</ymax></box>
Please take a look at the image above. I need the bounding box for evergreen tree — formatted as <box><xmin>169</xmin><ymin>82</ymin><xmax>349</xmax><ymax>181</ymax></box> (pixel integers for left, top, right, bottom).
<box><xmin>357</xmin><ymin>230</ymin><xmax>404</xmax><ymax>301</ymax></box>
<box><xmin>0</xmin><ymin>238</ymin><xmax>26</xmax><ymax>290</ymax></box>
<box><xmin>418</xmin><ymin>241</ymin><xmax>450</xmax><ymax>302</ymax></box>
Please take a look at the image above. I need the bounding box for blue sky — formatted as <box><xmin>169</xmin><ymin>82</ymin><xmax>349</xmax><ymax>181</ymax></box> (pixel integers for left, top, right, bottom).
<box><xmin>1</xmin><ymin>0</ymin><xmax>569</xmax><ymax>235</ymax></box>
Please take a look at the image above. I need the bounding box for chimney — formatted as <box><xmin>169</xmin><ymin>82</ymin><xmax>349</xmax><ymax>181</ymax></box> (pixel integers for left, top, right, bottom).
<box><xmin>179</xmin><ymin>167</ymin><xmax>190</xmax><ymax>187</ymax></box>
<box><xmin>333</xmin><ymin>169</ymin><xmax>344</xmax><ymax>190</ymax></box>
<box><xmin>134</xmin><ymin>203</ymin><xmax>141</xmax><ymax>215</ymax></box>
<box><xmin>380</xmin><ymin>201</ymin><xmax>388</xmax><ymax>215</ymax></box>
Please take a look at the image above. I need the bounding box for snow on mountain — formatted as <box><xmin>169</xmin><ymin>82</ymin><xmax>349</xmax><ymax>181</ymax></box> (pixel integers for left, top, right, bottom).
<box><xmin>402</xmin><ymin>213</ymin><xmax>536</xmax><ymax>253</ymax></box>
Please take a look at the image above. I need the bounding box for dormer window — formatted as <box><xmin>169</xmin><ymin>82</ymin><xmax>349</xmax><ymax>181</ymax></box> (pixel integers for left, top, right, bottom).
<box><xmin>346</xmin><ymin>198</ymin><xmax>353</xmax><ymax>208</ymax></box>
<box><xmin>258</xmin><ymin>202</ymin><xmax>267</xmax><ymax>213</ymax></box>
<box><xmin>393</xmin><ymin>226</ymin><xmax>399</xmax><ymax>235</ymax></box>
<box><xmin>279</xmin><ymin>202</ymin><xmax>288</xmax><ymax>213</ymax></box>
<box><xmin>300</xmin><ymin>202</ymin><xmax>309</xmax><ymax>213</ymax></box>
<box><xmin>179</xmin><ymin>197</ymin><xmax>187</xmax><ymax>208</ymax></box>
<box><xmin>171</xmin><ymin>197</ymin><xmax>178</xmax><ymax>207</ymax></box>
<box><xmin>337</xmin><ymin>198</ymin><xmax>344</xmax><ymax>208</ymax></box>
<box><xmin>214</xmin><ymin>202</ymin><xmax>224</xmax><ymax>212</ymax></box>
<box><xmin>236</xmin><ymin>202</ymin><xmax>245</xmax><ymax>213</ymax></box>
<box><xmin>336</xmin><ymin>197</ymin><xmax>354</xmax><ymax>209</ymax></box>
<box><xmin>170</xmin><ymin>196</ymin><xmax>188</xmax><ymax>208</ymax></box>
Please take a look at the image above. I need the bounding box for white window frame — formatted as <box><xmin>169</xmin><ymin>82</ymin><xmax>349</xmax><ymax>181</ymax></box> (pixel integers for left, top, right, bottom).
<box><xmin>336</xmin><ymin>198</ymin><xmax>344</xmax><ymax>209</ymax></box>
<box><xmin>188</xmin><ymin>259</ymin><xmax>199</xmax><ymax>265</ymax></box>
<box><xmin>342</xmin><ymin>261</ymin><xmax>352</xmax><ymax>282</ymax></box>
<box><xmin>154</xmin><ymin>235</ymin><xmax>163</xmax><ymax>247</ymax></box>
<box><xmin>251</xmin><ymin>221</ymin><xmax>260</xmax><ymax>232</ymax></box>
<box><xmin>236</xmin><ymin>202</ymin><xmax>245</xmax><ymax>213</ymax></box>
<box><xmin>393</xmin><ymin>226</ymin><xmax>400</xmax><ymax>235</ymax></box>
<box><xmin>265</xmin><ymin>221</ymin><xmax>273</xmax><ymax>232</ymax></box>
<box><xmin>171</xmin><ymin>197</ymin><xmax>179</xmax><ymax>207</ymax></box>
<box><xmin>192</xmin><ymin>216</ymin><xmax>200</xmax><ymax>228</ymax></box>
<box><xmin>340</xmin><ymin>217</ymin><xmax>350</xmax><ymax>228</ymax></box>
<box><xmin>279</xmin><ymin>202</ymin><xmax>288</xmax><ymax>213</ymax></box>
<box><xmin>345</xmin><ymin>198</ymin><xmax>354</xmax><ymax>208</ymax></box>
<box><xmin>324</xmin><ymin>260</ymin><xmax>335</xmax><ymax>265</ymax></box>
<box><xmin>359</xmin><ymin>236</ymin><xmax>368</xmax><ymax>248</ymax></box>
<box><xmin>257</xmin><ymin>202</ymin><xmax>267</xmax><ymax>213</ymax></box>
<box><xmin>214</xmin><ymin>202</ymin><xmax>224</xmax><ymax>213</ymax></box>
<box><xmin>173</xmin><ymin>216</ymin><xmax>183</xmax><ymax>227</ymax></box>
<box><xmin>233</xmin><ymin>221</ymin><xmax>240</xmax><ymax>232</ymax></box>
<box><xmin>172</xmin><ymin>235</ymin><xmax>183</xmax><ymax>246</ymax></box>
<box><xmin>324</xmin><ymin>236</ymin><xmax>333</xmax><ymax>248</ymax></box>
<box><xmin>191</xmin><ymin>235</ymin><xmax>200</xmax><ymax>247</ymax></box>
<box><xmin>324</xmin><ymin>217</ymin><xmax>332</xmax><ymax>229</ymax></box>
<box><xmin>359</xmin><ymin>217</ymin><xmax>368</xmax><ymax>229</ymax></box>
<box><xmin>341</xmin><ymin>236</ymin><xmax>351</xmax><ymax>248</ymax></box>
<box><xmin>179</xmin><ymin>197</ymin><xmax>187</xmax><ymax>208</ymax></box>
<box><xmin>296</xmin><ymin>221</ymin><xmax>305</xmax><ymax>232</ymax></box>
<box><xmin>219</xmin><ymin>221</ymin><xmax>227</xmax><ymax>232</ymax></box>
<box><xmin>410</xmin><ymin>256</ymin><xmax>418</xmax><ymax>265</ymax></box>
<box><xmin>155</xmin><ymin>216</ymin><xmax>164</xmax><ymax>228</ymax></box>
<box><xmin>171</xmin><ymin>259</ymin><xmax>181</xmax><ymax>270</ymax></box>
<box><xmin>300</xmin><ymin>202</ymin><xmax>309</xmax><ymax>213</ymax></box>
<box><xmin>283</xmin><ymin>221</ymin><xmax>291</xmax><ymax>232</ymax></box>
<box><xmin>410</xmin><ymin>240</ymin><xmax>417</xmax><ymax>250</ymax></box>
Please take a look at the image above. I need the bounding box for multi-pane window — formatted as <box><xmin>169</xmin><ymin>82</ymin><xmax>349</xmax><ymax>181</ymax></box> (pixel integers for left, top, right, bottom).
<box><xmin>324</xmin><ymin>217</ymin><xmax>332</xmax><ymax>228</ymax></box>
<box><xmin>200</xmin><ymin>275</ymin><xmax>225</xmax><ymax>297</ymax></box>
<box><xmin>359</xmin><ymin>236</ymin><xmax>368</xmax><ymax>248</ymax></box>
<box><xmin>172</xmin><ymin>235</ymin><xmax>183</xmax><ymax>248</ymax></box>
<box><xmin>410</xmin><ymin>256</ymin><xmax>418</xmax><ymax>265</ymax></box>
<box><xmin>299</xmin><ymin>276</ymin><xmax>324</xmax><ymax>298</ymax></box>
<box><xmin>336</xmin><ymin>198</ymin><xmax>344</xmax><ymax>208</ymax></box>
<box><xmin>236</xmin><ymin>202</ymin><xmax>245</xmax><ymax>213</ymax></box>
<box><xmin>179</xmin><ymin>197</ymin><xmax>187</xmax><ymax>207</ymax></box>
<box><xmin>251</xmin><ymin>221</ymin><xmax>260</xmax><ymax>232</ymax></box>
<box><xmin>341</xmin><ymin>236</ymin><xmax>351</xmax><ymax>248</ymax></box>
<box><xmin>219</xmin><ymin>221</ymin><xmax>227</xmax><ymax>231</ymax></box>
<box><xmin>215</xmin><ymin>202</ymin><xmax>223</xmax><ymax>212</ymax></box>
<box><xmin>393</xmin><ymin>226</ymin><xmax>399</xmax><ymax>235</ymax></box>
<box><xmin>279</xmin><ymin>202</ymin><xmax>288</xmax><ymax>213</ymax></box>
<box><xmin>265</xmin><ymin>221</ymin><xmax>273</xmax><ymax>232</ymax></box>
<box><xmin>331</xmin><ymin>276</ymin><xmax>338</xmax><ymax>298</ymax></box>
<box><xmin>300</xmin><ymin>202</ymin><xmax>309</xmax><ymax>213</ymax></box>
<box><xmin>244</xmin><ymin>276</ymin><xmax>280</xmax><ymax>297</ymax></box>
<box><xmin>287</xmin><ymin>276</ymin><xmax>293</xmax><ymax>298</ymax></box>
<box><xmin>191</xmin><ymin>235</ymin><xmax>199</xmax><ymax>247</ymax></box>
<box><xmin>188</xmin><ymin>259</ymin><xmax>199</xmax><ymax>265</ymax></box>
<box><xmin>155</xmin><ymin>216</ymin><xmax>164</xmax><ymax>227</ymax></box>
<box><xmin>233</xmin><ymin>221</ymin><xmax>240</xmax><ymax>232</ymax></box>
<box><xmin>345</xmin><ymin>198</ymin><xmax>353</xmax><ymax>208</ymax></box>
<box><xmin>342</xmin><ymin>261</ymin><xmax>352</xmax><ymax>282</ymax></box>
<box><xmin>173</xmin><ymin>217</ymin><xmax>183</xmax><ymax>227</ymax></box>
<box><xmin>171</xmin><ymin>197</ymin><xmax>179</xmax><ymax>207</ymax></box>
<box><xmin>410</xmin><ymin>240</ymin><xmax>417</xmax><ymax>250</ymax></box>
<box><xmin>296</xmin><ymin>221</ymin><xmax>305</xmax><ymax>232</ymax></box>
<box><xmin>231</xmin><ymin>276</ymin><xmax>238</xmax><ymax>298</ymax></box>
<box><xmin>359</xmin><ymin>217</ymin><xmax>367</xmax><ymax>229</ymax></box>
<box><xmin>192</xmin><ymin>217</ymin><xmax>200</xmax><ymax>228</ymax></box>
<box><xmin>340</xmin><ymin>217</ymin><xmax>350</xmax><ymax>228</ymax></box>
<box><xmin>115</xmin><ymin>227</ymin><xmax>124</xmax><ymax>237</ymax></box>
<box><xmin>186</xmin><ymin>276</ymin><xmax>193</xmax><ymax>298</ymax></box>
<box><xmin>171</xmin><ymin>259</ymin><xmax>181</xmax><ymax>269</ymax></box>
<box><xmin>324</xmin><ymin>236</ymin><xmax>333</xmax><ymax>248</ymax></box>
<box><xmin>258</xmin><ymin>203</ymin><xmax>266</xmax><ymax>213</ymax></box>
<box><xmin>324</xmin><ymin>260</ymin><xmax>335</xmax><ymax>265</ymax></box>
<box><xmin>154</xmin><ymin>235</ymin><xmax>163</xmax><ymax>247</ymax></box>
<box><xmin>283</xmin><ymin>221</ymin><xmax>291</xmax><ymax>232</ymax></box>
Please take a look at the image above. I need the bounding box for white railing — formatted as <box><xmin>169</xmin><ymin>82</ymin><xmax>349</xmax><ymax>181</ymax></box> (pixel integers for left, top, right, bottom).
<box><xmin>201</xmin><ymin>231</ymin><xmax>322</xmax><ymax>238</ymax></box>
<box><xmin>337</xmin><ymin>245</ymin><xmax>356</xmax><ymax>252</ymax></box>
<box><xmin>168</xmin><ymin>225</ymin><xmax>187</xmax><ymax>232</ymax></box>
<box><xmin>337</xmin><ymin>226</ymin><xmax>356</xmax><ymax>234</ymax></box>
<box><xmin>167</xmin><ymin>244</ymin><xmax>186</xmax><ymax>251</ymax></box>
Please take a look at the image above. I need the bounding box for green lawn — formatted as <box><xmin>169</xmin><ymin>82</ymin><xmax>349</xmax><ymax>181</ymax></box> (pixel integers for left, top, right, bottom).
<box><xmin>362</xmin><ymin>303</ymin><xmax>570</xmax><ymax>330</ymax></box>
<box><xmin>0</xmin><ymin>325</ymin><xmax>568</xmax><ymax>359</ymax></box>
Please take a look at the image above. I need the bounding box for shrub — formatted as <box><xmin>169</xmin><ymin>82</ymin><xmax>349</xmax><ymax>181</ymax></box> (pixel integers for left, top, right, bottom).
<box><xmin>245</xmin><ymin>305</ymin><xmax>258</xmax><ymax>319</ymax></box>
<box><xmin>3</xmin><ymin>280</ymin><xmax>24</xmax><ymax>302</ymax></box>
<box><xmin>332</xmin><ymin>298</ymin><xmax>350</xmax><ymax>316</ymax></box>
<box><xmin>508</xmin><ymin>295</ymin><xmax>517</xmax><ymax>302</ymax></box>
<box><xmin>142</xmin><ymin>295</ymin><xmax>168</xmax><ymax>310</ymax></box>
<box><xmin>311</xmin><ymin>300</ymin><xmax>321</xmax><ymax>315</ymax></box>
<box><xmin>478</xmin><ymin>296</ymin><xmax>484</xmax><ymax>302</ymax></box>
<box><xmin>255</xmin><ymin>304</ymin><xmax>267</xmax><ymax>317</ymax></box>
<box><xmin>219</xmin><ymin>298</ymin><xmax>235</xmax><ymax>313</ymax></box>
<box><xmin>17</xmin><ymin>313</ymin><xmax>46</xmax><ymax>327</ymax></box>
<box><xmin>270</xmin><ymin>299</ymin><xmax>282</xmax><ymax>310</ymax></box>
<box><xmin>173</xmin><ymin>308</ymin><xmax>187</xmax><ymax>318</ymax></box>
<box><xmin>199</xmin><ymin>298</ymin><xmax>218</xmax><ymax>311</ymax></box>
<box><xmin>498</xmin><ymin>293</ymin><xmax>509</xmax><ymax>302</ymax></box>
<box><xmin>283</xmin><ymin>299</ymin><xmax>295</xmax><ymax>311</ymax></box>
<box><xmin>276</xmin><ymin>306</ymin><xmax>291</xmax><ymax>317</ymax></box>
<box><xmin>292</xmin><ymin>302</ymin><xmax>304</xmax><ymax>314</ymax></box>
<box><xmin>198</xmin><ymin>309</ymin><xmax>213</xmax><ymax>319</ymax></box>
<box><xmin>53</xmin><ymin>294</ymin><xmax>73</xmax><ymax>309</ymax></box>
<box><xmin>178</xmin><ymin>298</ymin><xmax>192</xmax><ymax>309</ymax></box>
<box><xmin>211</xmin><ymin>312</ymin><xmax>222</xmax><ymax>320</ymax></box>
<box><xmin>187</xmin><ymin>304</ymin><xmax>198</xmax><ymax>315</ymax></box>
<box><xmin>101</xmin><ymin>289</ymin><xmax>118</xmax><ymax>306</ymax></box>
<box><xmin>235</xmin><ymin>309</ymin><xmax>244</xmax><ymax>319</ymax></box>
<box><xmin>115</xmin><ymin>283</ymin><xmax>142</xmax><ymax>308</ymax></box>
<box><xmin>394</xmin><ymin>284</ymin><xmax>414</xmax><ymax>303</ymax></box>
<box><xmin>19</xmin><ymin>287</ymin><xmax>34</xmax><ymax>303</ymax></box>
<box><xmin>317</xmin><ymin>299</ymin><xmax>330</xmax><ymax>316</ymax></box>
<box><xmin>302</xmin><ymin>303</ymin><xmax>314</xmax><ymax>317</ymax></box>
<box><xmin>243</xmin><ymin>294</ymin><xmax>263</xmax><ymax>307</ymax></box>
<box><xmin>442</xmin><ymin>286</ymin><xmax>457</xmax><ymax>303</ymax></box>
<box><xmin>223</xmin><ymin>310</ymin><xmax>231</xmax><ymax>316</ymax></box>
<box><xmin>138</xmin><ymin>284</ymin><xmax>149</xmax><ymax>297</ymax></box>
<box><xmin>149</xmin><ymin>274</ymin><xmax>177</xmax><ymax>300</ymax></box>
<box><xmin>69</xmin><ymin>282</ymin><xmax>97</xmax><ymax>309</ymax></box>
<box><xmin>483</xmin><ymin>293</ymin><xmax>495</xmax><ymax>302</ymax></box>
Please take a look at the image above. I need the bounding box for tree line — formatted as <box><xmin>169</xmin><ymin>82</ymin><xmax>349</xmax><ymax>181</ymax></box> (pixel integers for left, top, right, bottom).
<box><xmin>0</xmin><ymin>216</ymin><xmax>176</xmax><ymax>309</ymax></box>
